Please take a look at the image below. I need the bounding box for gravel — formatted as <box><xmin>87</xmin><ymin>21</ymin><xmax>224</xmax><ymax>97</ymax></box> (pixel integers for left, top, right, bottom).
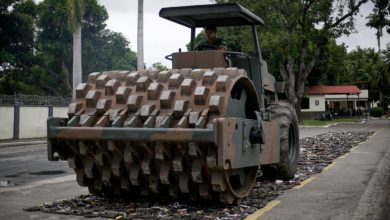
<box><xmin>25</xmin><ymin>131</ymin><xmax>373</xmax><ymax>219</ymax></box>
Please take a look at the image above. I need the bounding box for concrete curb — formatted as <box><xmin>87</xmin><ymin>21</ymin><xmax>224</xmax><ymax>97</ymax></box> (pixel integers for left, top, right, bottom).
<box><xmin>0</xmin><ymin>140</ymin><xmax>47</xmax><ymax>148</ymax></box>
<box><xmin>299</xmin><ymin>120</ymin><xmax>367</xmax><ymax>128</ymax></box>
<box><xmin>299</xmin><ymin>124</ymin><xmax>334</xmax><ymax>128</ymax></box>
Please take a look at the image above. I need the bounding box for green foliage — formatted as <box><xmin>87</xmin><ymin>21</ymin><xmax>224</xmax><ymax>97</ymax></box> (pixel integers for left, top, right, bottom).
<box><xmin>366</xmin><ymin>0</ymin><xmax>390</xmax><ymax>49</ymax></box>
<box><xmin>346</xmin><ymin>48</ymin><xmax>382</xmax><ymax>86</ymax></box>
<box><xmin>0</xmin><ymin>0</ymin><xmax>137</xmax><ymax>96</ymax></box>
<box><xmin>383</xmin><ymin>43</ymin><xmax>390</xmax><ymax>62</ymax></box>
<box><xmin>35</xmin><ymin>0</ymin><xmax>73</xmax><ymax>95</ymax></box>
<box><xmin>66</xmin><ymin>0</ymin><xmax>84</xmax><ymax>32</ymax></box>
<box><xmin>192</xmin><ymin>0</ymin><xmax>370</xmax><ymax>120</ymax></box>
<box><xmin>309</xmin><ymin>39</ymin><xmax>348</xmax><ymax>85</ymax></box>
<box><xmin>149</xmin><ymin>62</ymin><xmax>168</xmax><ymax>71</ymax></box>
<box><xmin>0</xmin><ymin>0</ymin><xmax>41</xmax><ymax>94</ymax></box>
<box><xmin>369</xmin><ymin>106</ymin><xmax>384</xmax><ymax>117</ymax></box>
<box><xmin>84</xmin><ymin>30</ymin><xmax>137</xmax><ymax>75</ymax></box>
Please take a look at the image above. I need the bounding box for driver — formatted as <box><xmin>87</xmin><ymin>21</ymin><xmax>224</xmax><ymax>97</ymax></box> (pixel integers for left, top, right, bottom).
<box><xmin>197</xmin><ymin>25</ymin><xmax>227</xmax><ymax>51</ymax></box>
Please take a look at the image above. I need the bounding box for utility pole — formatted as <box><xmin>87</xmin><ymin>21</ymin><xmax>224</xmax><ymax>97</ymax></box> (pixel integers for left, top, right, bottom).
<box><xmin>137</xmin><ymin>0</ymin><xmax>144</xmax><ymax>70</ymax></box>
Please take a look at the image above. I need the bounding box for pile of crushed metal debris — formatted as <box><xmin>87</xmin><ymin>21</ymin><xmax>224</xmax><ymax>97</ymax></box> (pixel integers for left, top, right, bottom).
<box><xmin>25</xmin><ymin>131</ymin><xmax>373</xmax><ymax>219</ymax></box>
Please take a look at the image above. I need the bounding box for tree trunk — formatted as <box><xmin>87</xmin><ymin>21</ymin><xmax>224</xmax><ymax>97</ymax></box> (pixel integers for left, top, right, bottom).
<box><xmin>377</xmin><ymin>31</ymin><xmax>381</xmax><ymax>53</ymax></box>
<box><xmin>279</xmin><ymin>45</ymin><xmax>319</xmax><ymax>123</ymax></box>
<box><xmin>376</xmin><ymin>30</ymin><xmax>383</xmax><ymax>108</ymax></box>
<box><xmin>379</xmin><ymin>74</ymin><xmax>384</xmax><ymax>108</ymax></box>
<box><xmin>137</xmin><ymin>0</ymin><xmax>144</xmax><ymax>71</ymax></box>
<box><xmin>295</xmin><ymin>99</ymin><xmax>302</xmax><ymax>123</ymax></box>
<box><xmin>72</xmin><ymin>27</ymin><xmax>82</xmax><ymax>99</ymax></box>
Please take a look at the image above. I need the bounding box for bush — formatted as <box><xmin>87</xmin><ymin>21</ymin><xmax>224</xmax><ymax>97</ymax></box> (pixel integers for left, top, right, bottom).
<box><xmin>369</xmin><ymin>107</ymin><xmax>384</xmax><ymax>117</ymax></box>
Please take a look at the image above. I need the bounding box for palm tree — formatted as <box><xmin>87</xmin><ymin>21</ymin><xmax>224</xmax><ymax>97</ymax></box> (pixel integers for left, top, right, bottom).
<box><xmin>137</xmin><ymin>0</ymin><xmax>144</xmax><ymax>70</ymax></box>
<box><xmin>366</xmin><ymin>0</ymin><xmax>390</xmax><ymax>106</ymax></box>
<box><xmin>366</xmin><ymin>0</ymin><xmax>390</xmax><ymax>53</ymax></box>
<box><xmin>383</xmin><ymin>43</ymin><xmax>390</xmax><ymax>66</ymax></box>
<box><xmin>66</xmin><ymin>0</ymin><xmax>84</xmax><ymax>98</ymax></box>
<box><xmin>381</xmin><ymin>43</ymin><xmax>390</xmax><ymax>106</ymax></box>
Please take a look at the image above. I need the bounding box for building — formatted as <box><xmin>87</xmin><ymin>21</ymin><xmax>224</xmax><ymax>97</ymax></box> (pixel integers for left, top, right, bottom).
<box><xmin>301</xmin><ymin>85</ymin><xmax>369</xmax><ymax>119</ymax></box>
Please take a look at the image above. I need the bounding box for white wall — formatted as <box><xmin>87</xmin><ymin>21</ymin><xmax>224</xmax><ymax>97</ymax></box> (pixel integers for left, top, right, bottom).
<box><xmin>0</xmin><ymin>107</ymin><xmax>14</xmax><ymax>140</ymax></box>
<box><xmin>0</xmin><ymin>106</ymin><xmax>68</xmax><ymax>140</ymax></box>
<box><xmin>19</xmin><ymin>107</ymin><xmax>48</xmax><ymax>139</ymax></box>
<box><xmin>53</xmin><ymin>107</ymin><xmax>68</xmax><ymax>118</ymax></box>
<box><xmin>325</xmin><ymin>89</ymin><xmax>369</xmax><ymax>100</ymax></box>
<box><xmin>302</xmin><ymin>95</ymin><xmax>326</xmax><ymax>112</ymax></box>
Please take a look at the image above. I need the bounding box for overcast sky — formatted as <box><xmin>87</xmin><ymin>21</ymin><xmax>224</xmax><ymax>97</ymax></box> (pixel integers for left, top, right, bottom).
<box><xmin>99</xmin><ymin>0</ymin><xmax>390</xmax><ymax>68</ymax></box>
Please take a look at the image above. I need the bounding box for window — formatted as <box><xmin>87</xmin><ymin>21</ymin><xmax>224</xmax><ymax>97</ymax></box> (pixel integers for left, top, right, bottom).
<box><xmin>301</xmin><ymin>98</ymin><xmax>310</xmax><ymax>109</ymax></box>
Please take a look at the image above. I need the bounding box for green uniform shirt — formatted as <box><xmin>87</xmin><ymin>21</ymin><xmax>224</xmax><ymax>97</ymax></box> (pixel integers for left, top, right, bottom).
<box><xmin>199</xmin><ymin>38</ymin><xmax>227</xmax><ymax>50</ymax></box>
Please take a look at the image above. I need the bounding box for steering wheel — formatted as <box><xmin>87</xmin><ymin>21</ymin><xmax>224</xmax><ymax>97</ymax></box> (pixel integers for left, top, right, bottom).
<box><xmin>194</xmin><ymin>44</ymin><xmax>218</xmax><ymax>51</ymax></box>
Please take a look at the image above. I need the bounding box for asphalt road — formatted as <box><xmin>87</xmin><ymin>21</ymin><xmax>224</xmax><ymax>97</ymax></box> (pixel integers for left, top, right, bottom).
<box><xmin>0</xmin><ymin>119</ymin><xmax>388</xmax><ymax>220</ymax></box>
<box><xmin>0</xmin><ymin>144</ymin><xmax>72</xmax><ymax>187</ymax></box>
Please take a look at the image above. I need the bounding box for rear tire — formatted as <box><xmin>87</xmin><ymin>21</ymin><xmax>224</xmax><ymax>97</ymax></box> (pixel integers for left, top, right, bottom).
<box><xmin>261</xmin><ymin>101</ymin><xmax>299</xmax><ymax>180</ymax></box>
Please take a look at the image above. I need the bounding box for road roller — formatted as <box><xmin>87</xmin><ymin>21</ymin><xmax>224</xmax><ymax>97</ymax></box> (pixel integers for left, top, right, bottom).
<box><xmin>47</xmin><ymin>3</ymin><xmax>299</xmax><ymax>204</ymax></box>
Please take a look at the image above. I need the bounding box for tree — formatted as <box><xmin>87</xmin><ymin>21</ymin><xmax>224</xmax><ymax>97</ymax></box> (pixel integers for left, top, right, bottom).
<box><xmin>309</xmin><ymin>39</ymin><xmax>348</xmax><ymax>86</ymax></box>
<box><xmin>216</xmin><ymin>0</ymin><xmax>367</xmax><ymax>121</ymax></box>
<box><xmin>66</xmin><ymin>0</ymin><xmax>84</xmax><ymax>98</ymax></box>
<box><xmin>87</xmin><ymin>30</ymin><xmax>137</xmax><ymax>72</ymax></box>
<box><xmin>1</xmin><ymin>0</ymin><xmax>138</xmax><ymax>96</ymax></box>
<box><xmin>36</xmin><ymin>0</ymin><xmax>74</xmax><ymax>96</ymax></box>
<box><xmin>366</xmin><ymin>0</ymin><xmax>390</xmax><ymax>53</ymax></box>
<box><xmin>0</xmin><ymin>0</ymin><xmax>41</xmax><ymax>94</ymax></box>
<box><xmin>383</xmin><ymin>43</ymin><xmax>390</xmax><ymax>67</ymax></box>
<box><xmin>34</xmin><ymin>0</ymin><xmax>137</xmax><ymax>97</ymax></box>
<box><xmin>344</xmin><ymin>47</ymin><xmax>387</xmax><ymax>105</ymax></box>
<box><xmin>366</xmin><ymin>0</ymin><xmax>390</xmax><ymax>107</ymax></box>
<box><xmin>380</xmin><ymin>43</ymin><xmax>390</xmax><ymax>109</ymax></box>
<box><xmin>137</xmin><ymin>0</ymin><xmax>144</xmax><ymax>70</ymax></box>
<box><xmin>149</xmin><ymin>62</ymin><xmax>168</xmax><ymax>71</ymax></box>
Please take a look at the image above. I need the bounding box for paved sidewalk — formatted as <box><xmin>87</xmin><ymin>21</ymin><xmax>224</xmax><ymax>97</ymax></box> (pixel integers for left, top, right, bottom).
<box><xmin>259</xmin><ymin>119</ymin><xmax>390</xmax><ymax>220</ymax></box>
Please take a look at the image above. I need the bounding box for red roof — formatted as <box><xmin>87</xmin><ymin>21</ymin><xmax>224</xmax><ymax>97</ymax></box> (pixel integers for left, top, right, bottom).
<box><xmin>306</xmin><ymin>86</ymin><xmax>360</xmax><ymax>95</ymax></box>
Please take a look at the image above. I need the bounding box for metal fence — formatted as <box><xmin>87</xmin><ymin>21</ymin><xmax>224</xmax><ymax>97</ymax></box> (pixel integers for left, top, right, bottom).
<box><xmin>0</xmin><ymin>94</ymin><xmax>71</xmax><ymax>106</ymax></box>
<box><xmin>0</xmin><ymin>94</ymin><xmax>71</xmax><ymax>140</ymax></box>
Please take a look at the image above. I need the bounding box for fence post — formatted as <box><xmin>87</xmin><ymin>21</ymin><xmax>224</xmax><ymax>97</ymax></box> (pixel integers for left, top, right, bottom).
<box><xmin>48</xmin><ymin>106</ymin><xmax>53</xmax><ymax>117</ymax></box>
<box><xmin>13</xmin><ymin>103</ymin><xmax>20</xmax><ymax>140</ymax></box>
